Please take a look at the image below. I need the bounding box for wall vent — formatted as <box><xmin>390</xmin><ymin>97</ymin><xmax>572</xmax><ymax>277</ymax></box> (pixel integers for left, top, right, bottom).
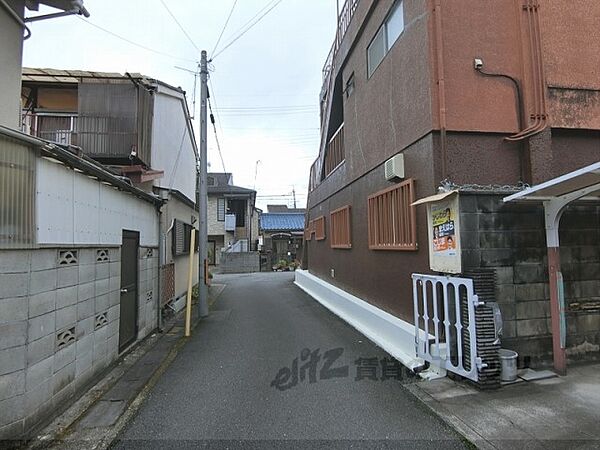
<box><xmin>384</xmin><ymin>154</ymin><xmax>405</xmax><ymax>181</ymax></box>
<box><xmin>95</xmin><ymin>312</ymin><xmax>108</xmax><ymax>330</ymax></box>
<box><xmin>56</xmin><ymin>327</ymin><xmax>76</xmax><ymax>350</ymax></box>
<box><xmin>96</xmin><ymin>249</ymin><xmax>109</xmax><ymax>262</ymax></box>
<box><xmin>58</xmin><ymin>250</ymin><xmax>78</xmax><ymax>266</ymax></box>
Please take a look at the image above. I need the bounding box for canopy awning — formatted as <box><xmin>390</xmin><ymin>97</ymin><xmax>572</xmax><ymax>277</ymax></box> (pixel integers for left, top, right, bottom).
<box><xmin>504</xmin><ymin>162</ymin><xmax>600</xmax><ymax>203</ymax></box>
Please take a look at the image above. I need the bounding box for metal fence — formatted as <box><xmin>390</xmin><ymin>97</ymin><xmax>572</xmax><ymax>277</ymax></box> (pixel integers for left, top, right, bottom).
<box><xmin>412</xmin><ymin>273</ymin><xmax>486</xmax><ymax>381</ymax></box>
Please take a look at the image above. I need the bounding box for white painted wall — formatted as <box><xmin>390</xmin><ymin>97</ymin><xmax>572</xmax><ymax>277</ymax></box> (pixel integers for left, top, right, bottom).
<box><xmin>36</xmin><ymin>157</ymin><xmax>159</xmax><ymax>246</ymax></box>
<box><xmin>151</xmin><ymin>86</ymin><xmax>197</xmax><ymax>203</ymax></box>
<box><xmin>0</xmin><ymin>0</ymin><xmax>25</xmax><ymax>128</ymax></box>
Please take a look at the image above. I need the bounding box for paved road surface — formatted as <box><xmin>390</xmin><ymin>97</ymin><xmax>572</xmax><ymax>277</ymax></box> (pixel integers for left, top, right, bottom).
<box><xmin>114</xmin><ymin>272</ymin><xmax>468</xmax><ymax>449</ymax></box>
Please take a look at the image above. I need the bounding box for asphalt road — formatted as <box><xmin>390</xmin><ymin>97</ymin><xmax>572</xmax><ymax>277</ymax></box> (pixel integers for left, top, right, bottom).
<box><xmin>114</xmin><ymin>272</ymin><xmax>468</xmax><ymax>449</ymax></box>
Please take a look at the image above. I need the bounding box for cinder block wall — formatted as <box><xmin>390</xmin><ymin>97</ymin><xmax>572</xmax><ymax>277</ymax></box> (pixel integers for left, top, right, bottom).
<box><xmin>0</xmin><ymin>246</ymin><xmax>159</xmax><ymax>440</ymax></box>
<box><xmin>460</xmin><ymin>193</ymin><xmax>600</xmax><ymax>368</ymax></box>
<box><xmin>219</xmin><ymin>252</ymin><xmax>260</xmax><ymax>274</ymax></box>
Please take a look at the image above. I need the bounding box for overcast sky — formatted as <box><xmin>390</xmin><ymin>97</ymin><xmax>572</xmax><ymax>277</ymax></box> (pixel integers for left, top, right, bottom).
<box><xmin>22</xmin><ymin>0</ymin><xmax>338</xmax><ymax>210</ymax></box>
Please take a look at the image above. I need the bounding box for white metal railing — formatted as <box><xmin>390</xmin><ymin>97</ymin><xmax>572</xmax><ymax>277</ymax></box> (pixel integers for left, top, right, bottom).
<box><xmin>412</xmin><ymin>274</ymin><xmax>487</xmax><ymax>381</ymax></box>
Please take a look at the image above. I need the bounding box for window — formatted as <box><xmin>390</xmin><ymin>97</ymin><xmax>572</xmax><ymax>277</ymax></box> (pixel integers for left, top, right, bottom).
<box><xmin>345</xmin><ymin>72</ymin><xmax>355</xmax><ymax>98</ymax></box>
<box><xmin>367</xmin><ymin>1</ymin><xmax>405</xmax><ymax>77</ymax></box>
<box><xmin>314</xmin><ymin>216</ymin><xmax>326</xmax><ymax>241</ymax></box>
<box><xmin>367</xmin><ymin>178</ymin><xmax>416</xmax><ymax>250</ymax></box>
<box><xmin>208</xmin><ymin>176</ymin><xmax>216</xmax><ymax>186</ymax></box>
<box><xmin>330</xmin><ymin>206</ymin><xmax>352</xmax><ymax>249</ymax></box>
<box><xmin>217</xmin><ymin>198</ymin><xmax>225</xmax><ymax>221</ymax></box>
<box><xmin>172</xmin><ymin>219</ymin><xmax>195</xmax><ymax>256</ymax></box>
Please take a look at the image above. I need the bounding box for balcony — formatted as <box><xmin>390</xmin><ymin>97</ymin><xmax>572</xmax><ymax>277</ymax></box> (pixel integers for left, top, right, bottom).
<box><xmin>323</xmin><ymin>124</ymin><xmax>345</xmax><ymax>178</ymax></box>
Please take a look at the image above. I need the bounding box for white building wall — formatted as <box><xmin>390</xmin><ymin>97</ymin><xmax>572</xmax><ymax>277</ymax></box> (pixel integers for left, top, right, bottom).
<box><xmin>151</xmin><ymin>87</ymin><xmax>197</xmax><ymax>203</ymax></box>
<box><xmin>36</xmin><ymin>158</ymin><xmax>158</xmax><ymax>247</ymax></box>
<box><xmin>0</xmin><ymin>0</ymin><xmax>25</xmax><ymax>128</ymax></box>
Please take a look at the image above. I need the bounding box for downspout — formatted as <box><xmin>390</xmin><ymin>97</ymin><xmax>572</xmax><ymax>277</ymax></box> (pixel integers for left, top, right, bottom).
<box><xmin>433</xmin><ymin>0</ymin><xmax>448</xmax><ymax>181</ymax></box>
<box><xmin>157</xmin><ymin>207</ymin><xmax>163</xmax><ymax>332</ymax></box>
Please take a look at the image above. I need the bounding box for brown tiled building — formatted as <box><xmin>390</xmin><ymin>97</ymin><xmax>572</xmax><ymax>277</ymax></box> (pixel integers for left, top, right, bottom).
<box><xmin>301</xmin><ymin>0</ymin><xmax>600</xmax><ymax>374</ymax></box>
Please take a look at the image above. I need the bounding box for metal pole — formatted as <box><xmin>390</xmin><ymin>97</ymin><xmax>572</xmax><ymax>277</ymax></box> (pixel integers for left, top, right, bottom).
<box><xmin>198</xmin><ymin>50</ymin><xmax>209</xmax><ymax>318</ymax></box>
<box><xmin>185</xmin><ymin>229</ymin><xmax>196</xmax><ymax>337</ymax></box>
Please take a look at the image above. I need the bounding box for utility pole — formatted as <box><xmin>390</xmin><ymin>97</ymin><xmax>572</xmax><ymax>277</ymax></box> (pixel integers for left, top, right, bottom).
<box><xmin>198</xmin><ymin>50</ymin><xmax>209</xmax><ymax>318</ymax></box>
<box><xmin>292</xmin><ymin>186</ymin><xmax>297</xmax><ymax>209</ymax></box>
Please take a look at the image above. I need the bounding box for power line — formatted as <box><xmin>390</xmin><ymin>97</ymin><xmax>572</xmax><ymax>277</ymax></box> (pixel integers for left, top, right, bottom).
<box><xmin>77</xmin><ymin>17</ymin><xmax>196</xmax><ymax>63</ymax></box>
<box><xmin>211</xmin><ymin>0</ymin><xmax>284</xmax><ymax>60</ymax></box>
<box><xmin>208</xmin><ymin>97</ymin><xmax>227</xmax><ymax>173</ymax></box>
<box><xmin>159</xmin><ymin>0</ymin><xmax>200</xmax><ymax>53</ymax></box>
<box><xmin>210</xmin><ymin>0</ymin><xmax>238</xmax><ymax>59</ymax></box>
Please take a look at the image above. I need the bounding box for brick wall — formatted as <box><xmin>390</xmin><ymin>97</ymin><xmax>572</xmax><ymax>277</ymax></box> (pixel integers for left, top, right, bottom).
<box><xmin>460</xmin><ymin>193</ymin><xmax>600</xmax><ymax>367</ymax></box>
<box><xmin>0</xmin><ymin>246</ymin><xmax>159</xmax><ymax>439</ymax></box>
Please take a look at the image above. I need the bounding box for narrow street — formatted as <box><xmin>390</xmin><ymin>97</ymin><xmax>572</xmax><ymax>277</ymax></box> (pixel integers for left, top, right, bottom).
<box><xmin>114</xmin><ymin>272</ymin><xmax>468</xmax><ymax>448</ymax></box>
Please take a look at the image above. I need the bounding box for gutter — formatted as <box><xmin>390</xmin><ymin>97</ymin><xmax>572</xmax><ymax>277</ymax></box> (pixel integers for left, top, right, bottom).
<box><xmin>0</xmin><ymin>126</ymin><xmax>163</xmax><ymax>207</ymax></box>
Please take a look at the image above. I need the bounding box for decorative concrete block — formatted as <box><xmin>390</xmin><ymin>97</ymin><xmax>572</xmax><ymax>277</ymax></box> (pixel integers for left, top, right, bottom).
<box><xmin>78</xmin><ymin>264</ymin><xmax>95</xmax><ymax>284</ymax></box>
<box><xmin>0</xmin><ymin>273</ymin><xmax>29</xmax><ymax>299</ymax></box>
<box><xmin>0</xmin><ymin>321</ymin><xmax>27</xmax><ymax>350</ymax></box>
<box><xmin>0</xmin><ymin>346</ymin><xmax>26</xmax><ymax>376</ymax></box>
<box><xmin>28</xmin><ymin>312</ymin><xmax>55</xmax><ymax>342</ymax></box>
<box><xmin>29</xmin><ymin>269</ymin><xmax>57</xmax><ymax>296</ymax></box>
<box><xmin>0</xmin><ymin>251</ymin><xmax>30</xmax><ymax>274</ymax></box>
<box><xmin>30</xmin><ymin>250</ymin><xmax>58</xmax><ymax>271</ymax></box>
<box><xmin>57</xmin><ymin>266</ymin><xmax>78</xmax><ymax>289</ymax></box>
<box><xmin>56</xmin><ymin>305</ymin><xmax>77</xmax><ymax>331</ymax></box>
<box><xmin>76</xmin><ymin>316</ymin><xmax>94</xmax><ymax>339</ymax></box>
<box><xmin>0</xmin><ymin>370</ymin><xmax>25</xmax><ymax>401</ymax></box>
<box><xmin>53</xmin><ymin>344</ymin><xmax>76</xmax><ymax>374</ymax></box>
<box><xmin>0</xmin><ymin>394</ymin><xmax>25</xmax><ymax>428</ymax></box>
<box><xmin>26</xmin><ymin>334</ymin><xmax>54</xmax><ymax>366</ymax></box>
<box><xmin>77</xmin><ymin>298</ymin><xmax>95</xmax><ymax>321</ymax></box>
<box><xmin>52</xmin><ymin>361</ymin><xmax>75</xmax><ymax>396</ymax></box>
<box><xmin>29</xmin><ymin>291</ymin><xmax>56</xmax><ymax>318</ymax></box>
<box><xmin>0</xmin><ymin>297</ymin><xmax>28</xmax><ymax>323</ymax></box>
<box><xmin>25</xmin><ymin>355</ymin><xmax>53</xmax><ymax>391</ymax></box>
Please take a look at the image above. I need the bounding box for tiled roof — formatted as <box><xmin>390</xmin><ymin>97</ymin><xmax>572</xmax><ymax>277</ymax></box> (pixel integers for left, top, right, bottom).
<box><xmin>261</xmin><ymin>213</ymin><xmax>305</xmax><ymax>231</ymax></box>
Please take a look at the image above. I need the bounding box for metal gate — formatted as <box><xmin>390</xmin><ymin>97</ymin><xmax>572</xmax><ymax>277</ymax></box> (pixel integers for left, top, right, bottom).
<box><xmin>412</xmin><ymin>274</ymin><xmax>486</xmax><ymax>381</ymax></box>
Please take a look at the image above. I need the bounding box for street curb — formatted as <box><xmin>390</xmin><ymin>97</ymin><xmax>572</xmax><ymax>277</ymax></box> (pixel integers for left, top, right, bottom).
<box><xmin>405</xmin><ymin>384</ymin><xmax>497</xmax><ymax>450</ymax></box>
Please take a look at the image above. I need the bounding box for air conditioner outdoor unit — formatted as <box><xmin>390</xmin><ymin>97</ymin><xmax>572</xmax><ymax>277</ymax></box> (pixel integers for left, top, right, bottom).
<box><xmin>384</xmin><ymin>154</ymin><xmax>405</xmax><ymax>180</ymax></box>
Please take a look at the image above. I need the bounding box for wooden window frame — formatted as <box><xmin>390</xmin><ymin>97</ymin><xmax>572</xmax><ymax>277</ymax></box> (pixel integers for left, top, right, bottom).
<box><xmin>367</xmin><ymin>178</ymin><xmax>417</xmax><ymax>251</ymax></box>
<box><xmin>330</xmin><ymin>205</ymin><xmax>352</xmax><ymax>249</ymax></box>
<box><xmin>314</xmin><ymin>216</ymin><xmax>326</xmax><ymax>241</ymax></box>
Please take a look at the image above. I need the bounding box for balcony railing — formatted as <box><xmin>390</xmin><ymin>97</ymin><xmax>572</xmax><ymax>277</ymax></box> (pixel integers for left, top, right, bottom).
<box><xmin>22</xmin><ymin>113</ymin><xmax>78</xmax><ymax>146</ymax></box>
<box><xmin>324</xmin><ymin>124</ymin><xmax>345</xmax><ymax>177</ymax></box>
<box><xmin>322</xmin><ymin>0</ymin><xmax>360</xmax><ymax>83</ymax></box>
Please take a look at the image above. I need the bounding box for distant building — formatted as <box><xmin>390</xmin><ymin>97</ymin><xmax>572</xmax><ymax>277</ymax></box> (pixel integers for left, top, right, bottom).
<box><xmin>207</xmin><ymin>172</ymin><xmax>258</xmax><ymax>266</ymax></box>
<box><xmin>260</xmin><ymin>206</ymin><xmax>305</xmax><ymax>269</ymax></box>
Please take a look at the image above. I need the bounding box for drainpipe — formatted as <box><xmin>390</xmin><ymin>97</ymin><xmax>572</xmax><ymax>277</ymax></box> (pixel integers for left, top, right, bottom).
<box><xmin>157</xmin><ymin>207</ymin><xmax>163</xmax><ymax>331</ymax></box>
<box><xmin>433</xmin><ymin>0</ymin><xmax>448</xmax><ymax>181</ymax></box>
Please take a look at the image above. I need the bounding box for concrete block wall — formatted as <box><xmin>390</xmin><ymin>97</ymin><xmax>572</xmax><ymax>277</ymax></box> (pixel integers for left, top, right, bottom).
<box><xmin>0</xmin><ymin>247</ymin><xmax>122</xmax><ymax>440</ymax></box>
<box><xmin>459</xmin><ymin>194</ymin><xmax>600</xmax><ymax>367</ymax></box>
<box><xmin>219</xmin><ymin>252</ymin><xmax>260</xmax><ymax>274</ymax></box>
<box><xmin>137</xmin><ymin>247</ymin><xmax>159</xmax><ymax>340</ymax></box>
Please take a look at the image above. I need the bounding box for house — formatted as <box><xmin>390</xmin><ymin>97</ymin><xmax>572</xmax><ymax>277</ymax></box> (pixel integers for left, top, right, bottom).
<box><xmin>207</xmin><ymin>172</ymin><xmax>258</xmax><ymax>267</ymax></box>
<box><xmin>298</xmin><ymin>0</ymin><xmax>600</xmax><ymax>381</ymax></box>
<box><xmin>259</xmin><ymin>205</ymin><xmax>305</xmax><ymax>269</ymax></box>
<box><xmin>20</xmin><ymin>67</ymin><xmax>199</xmax><ymax>312</ymax></box>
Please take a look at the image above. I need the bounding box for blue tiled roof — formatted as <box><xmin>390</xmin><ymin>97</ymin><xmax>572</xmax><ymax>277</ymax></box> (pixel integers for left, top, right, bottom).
<box><xmin>261</xmin><ymin>213</ymin><xmax>305</xmax><ymax>231</ymax></box>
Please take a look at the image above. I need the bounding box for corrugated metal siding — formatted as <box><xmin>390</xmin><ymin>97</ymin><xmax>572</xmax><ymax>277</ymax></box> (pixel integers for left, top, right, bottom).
<box><xmin>78</xmin><ymin>81</ymin><xmax>152</xmax><ymax>165</ymax></box>
<box><xmin>0</xmin><ymin>136</ymin><xmax>36</xmax><ymax>248</ymax></box>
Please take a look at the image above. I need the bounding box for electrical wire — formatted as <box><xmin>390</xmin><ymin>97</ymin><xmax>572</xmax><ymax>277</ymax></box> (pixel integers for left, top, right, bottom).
<box><xmin>211</xmin><ymin>0</ymin><xmax>284</xmax><ymax>60</ymax></box>
<box><xmin>159</xmin><ymin>0</ymin><xmax>200</xmax><ymax>53</ymax></box>
<box><xmin>208</xmin><ymin>97</ymin><xmax>227</xmax><ymax>173</ymax></box>
<box><xmin>210</xmin><ymin>0</ymin><xmax>238</xmax><ymax>60</ymax></box>
<box><xmin>77</xmin><ymin>17</ymin><xmax>196</xmax><ymax>63</ymax></box>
